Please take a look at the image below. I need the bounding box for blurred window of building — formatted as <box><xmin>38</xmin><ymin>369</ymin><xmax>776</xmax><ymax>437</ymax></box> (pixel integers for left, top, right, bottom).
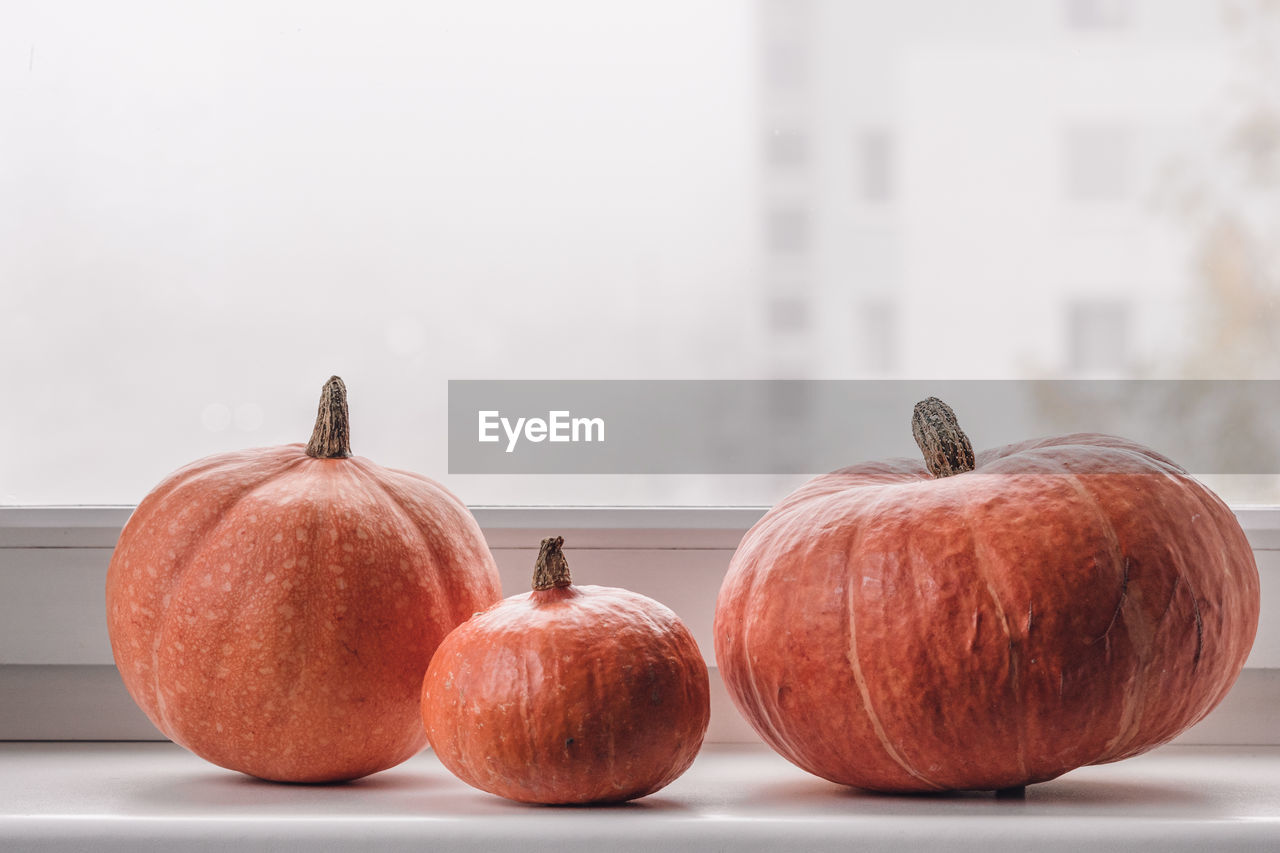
<box><xmin>1064</xmin><ymin>0</ymin><xmax>1132</xmax><ymax>30</ymax></box>
<box><xmin>1063</xmin><ymin>124</ymin><xmax>1130</xmax><ymax>202</ymax></box>
<box><xmin>856</xmin><ymin>298</ymin><xmax>897</xmax><ymax>374</ymax></box>
<box><xmin>1068</xmin><ymin>299</ymin><xmax>1131</xmax><ymax>373</ymax></box>
<box><xmin>765</xmin><ymin>128</ymin><xmax>809</xmax><ymax>169</ymax></box>
<box><xmin>762</xmin><ymin>39</ymin><xmax>809</xmax><ymax>91</ymax></box>
<box><xmin>856</xmin><ymin>129</ymin><xmax>895</xmax><ymax>203</ymax></box>
<box><xmin>769</xmin><ymin>295</ymin><xmax>810</xmax><ymax>334</ymax></box>
<box><xmin>767</xmin><ymin>205</ymin><xmax>811</xmax><ymax>254</ymax></box>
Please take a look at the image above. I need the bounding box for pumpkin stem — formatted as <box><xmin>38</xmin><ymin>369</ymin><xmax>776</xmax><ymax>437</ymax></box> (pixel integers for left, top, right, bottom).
<box><xmin>532</xmin><ymin>536</ymin><xmax>572</xmax><ymax>591</ymax></box>
<box><xmin>912</xmin><ymin>397</ymin><xmax>975</xmax><ymax>478</ymax></box>
<box><xmin>306</xmin><ymin>376</ymin><xmax>352</xmax><ymax>459</ymax></box>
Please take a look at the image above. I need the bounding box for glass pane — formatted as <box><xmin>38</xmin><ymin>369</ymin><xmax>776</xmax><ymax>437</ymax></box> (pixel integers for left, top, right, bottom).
<box><xmin>3</xmin><ymin>0</ymin><xmax>1278</xmax><ymax>507</ymax></box>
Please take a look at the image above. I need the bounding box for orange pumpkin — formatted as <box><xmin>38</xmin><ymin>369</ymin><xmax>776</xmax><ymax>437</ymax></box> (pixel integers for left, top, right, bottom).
<box><xmin>106</xmin><ymin>377</ymin><xmax>501</xmax><ymax>782</ymax></box>
<box><xmin>422</xmin><ymin>537</ymin><xmax>710</xmax><ymax>804</ymax></box>
<box><xmin>715</xmin><ymin>397</ymin><xmax>1260</xmax><ymax>792</ymax></box>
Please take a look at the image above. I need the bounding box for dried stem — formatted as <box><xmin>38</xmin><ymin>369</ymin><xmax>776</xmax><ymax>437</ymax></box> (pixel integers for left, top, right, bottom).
<box><xmin>911</xmin><ymin>397</ymin><xmax>975</xmax><ymax>478</ymax></box>
<box><xmin>532</xmin><ymin>536</ymin><xmax>572</xmax><ymax>591</ymax></box>
<box><xmin>306</xmin><ymin>376</ymin><xmax>352</xmax><ymax>459</ymax></box>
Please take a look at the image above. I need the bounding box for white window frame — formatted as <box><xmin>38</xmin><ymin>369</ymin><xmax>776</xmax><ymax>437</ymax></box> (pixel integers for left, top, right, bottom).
<box><xmin>1</xmin><ymin>505</ymin><xmax>1276</xmax><ymax>744</ymax></box>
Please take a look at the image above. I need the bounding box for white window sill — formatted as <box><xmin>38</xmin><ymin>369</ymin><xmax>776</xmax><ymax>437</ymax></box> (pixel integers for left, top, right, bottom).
<box><xmin>2</xmin><ymin>742</ymin><xmax>1277</xmax><ymax>852</ymax></box>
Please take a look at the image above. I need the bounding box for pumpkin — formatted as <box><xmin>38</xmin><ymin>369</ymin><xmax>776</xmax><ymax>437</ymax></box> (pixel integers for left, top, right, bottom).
<box><xmin>105</xmin><ymin>376</ymin><xmax>502</xmax><ymax>782</ymax></box>
<box><xmin>714</xmin><ymin>397</ymin><xmax>1260</xmax><ymax>793</ymax></box>
<box><xmin>421</xmin><ymin>536</ymin><xmax>710</xmax><ymax>804</ymax></box>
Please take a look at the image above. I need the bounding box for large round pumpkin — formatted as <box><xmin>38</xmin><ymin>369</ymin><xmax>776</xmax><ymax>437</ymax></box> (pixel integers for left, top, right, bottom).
<box><xmin>714</xmin><ymin>397</ymin><xmax>1259</xmax><ymax>792</ymax></box>
<box><xmin>422</xmin><ymin>536</ymin><xmax>710</xmax><ymax>804</ymax></box>
<box><xmin>106</xmin><ymin>377</ymin><xmax>502</xmax><ymax>782</ymax></box>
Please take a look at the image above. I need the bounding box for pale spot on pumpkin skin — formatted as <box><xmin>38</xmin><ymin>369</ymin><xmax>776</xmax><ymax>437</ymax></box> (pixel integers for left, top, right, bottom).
<box><xmin>222</xmin><ymin>582</ymin><xmax>232</xmax><ymax>592</ymax></box>
<box><xmin>202</xmin><ymin>574</ymin><xmax>213</xmax><ymax>587</ymax></box>
<box><xmin>330</xmin><ymin>564</ymin><xmax>344</xmax><ymax>575</ymax></box>
<box><xmin>295</xmin><ymin>528</ymin><xmax>308</xmax><ymax>542</ymax></box>
<box><xmin>272</xmin><ymin>532</ymin><xmax>283</xmax><ymax>543</ymax></box>
<box><xmin>282</xmin><ymin>557</ymin><xmax>296</xmax><ymax>569</ymax></box>
<box><xmin>264</xmin><ymin>573</ymin><xmax>276</xmax><ymax>583</ymax></box>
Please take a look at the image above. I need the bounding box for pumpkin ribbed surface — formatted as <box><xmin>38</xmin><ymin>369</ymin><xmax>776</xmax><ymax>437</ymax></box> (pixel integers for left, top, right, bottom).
<box><xmin>714</xmin><ymin>431</ymin><xmax>1259</xmax><ymax>792</ymax></box>
<box><xmin>422</xmin><ymin>538</ymin><xmax>710</xmax><ymax>803</ymax></box>
<box><xmin>106</xmin><ymin>379</ymin><xmax>501</xmax><ymax>782</ymax></box>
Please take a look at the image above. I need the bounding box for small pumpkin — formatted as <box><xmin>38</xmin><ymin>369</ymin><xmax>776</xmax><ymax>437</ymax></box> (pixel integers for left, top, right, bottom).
<box><xmin>714</xmin><ymin>397</ymin><xmax>1260</xmax><ymax>793</ymax></box>
<box><xmin>106</xmin><ymin>376</ymin><xmax>502</xmax><ymax>782</ymax></box>
<box><xmin>422</xmin><ymin>536</ymin><xmax>710</xmax><ymax>804</ymax></box>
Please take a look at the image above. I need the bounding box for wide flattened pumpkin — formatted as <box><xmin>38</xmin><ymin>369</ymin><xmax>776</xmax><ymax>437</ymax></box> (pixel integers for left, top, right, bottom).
<box><xmin>714</xmin><ymin>397</ymin><xmax>1260</xmax><ymax>792</ymax></box>
<box><xmin>106</xmin><ymin>377</ymin><xmax>502</xmax><ymax>782</ymax></box>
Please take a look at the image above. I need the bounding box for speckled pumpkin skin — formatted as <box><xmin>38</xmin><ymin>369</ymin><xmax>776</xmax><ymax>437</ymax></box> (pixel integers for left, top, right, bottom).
<box><xmin>714</xmin><ymin>434</ymin><xmax>1259</xmax><ymax>792</ymax></box>
<box><xmin>422</xmin><ymin>584</ymin><xmax>710</xmax><ymax>804</ymax></box>
<box><xmin>106</xmin><ymin>445</ymin><xmax>501</xmax><ymax>783</ymax></box>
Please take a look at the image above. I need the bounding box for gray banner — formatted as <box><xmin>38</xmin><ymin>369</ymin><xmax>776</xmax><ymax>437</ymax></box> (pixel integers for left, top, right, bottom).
<box><xmin>447</xmin><ymin>380</ymin><xmax>1280</xmax><ymax>475</ymax></box>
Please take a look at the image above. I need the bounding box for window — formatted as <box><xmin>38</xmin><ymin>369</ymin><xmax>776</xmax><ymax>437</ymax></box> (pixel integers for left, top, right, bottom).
<box><xmin>856</xmin><ymin>129</ymin><xmax>895</xmax><ymax>203</ymax></box>
<box><xmin>763</xmin><ymin>380</ymin><xmax>813</xmax><ymax>473</ymax></box>
<box><xmin>762</xmin><ymin>40</ymin><xmax>809</xmax><ymax>92</ymax></box>
<box><xmin>768</xmin><ymin>295</ymin><xmax>810</xmax><ymax>334</ymax></box>
<box><xmin>766</xmin><ymin>205</ymin><xmax>811</xmax><ymax>254</ymax></box>
<box><xmin>4</xmin><ymin>0</ymin><xmax>1277</xmax><ymax>508</ymax></box>
<box><xmin>1064</xmin><ymin>0</ymin><xmax>1132</xmax><ymax>30</ymax></box>
<box><xmin>764</xmin><ymin>128</ymin><xmax>809</xmax><ymax>169</ymax></box>
<box><xmin>1067</xmin><ymin>299</ymin><xmax>1131</xmax><ymax>373</ymax></box>
<box><xmin>1062</xmin><ymin>124</ymin><xmax>1130</xmax><ymax>202</ymax></box>
<box><xmin>856</xmin><ymin>298</ymin><xmax>898</xmax><ymax>374</ymax></box>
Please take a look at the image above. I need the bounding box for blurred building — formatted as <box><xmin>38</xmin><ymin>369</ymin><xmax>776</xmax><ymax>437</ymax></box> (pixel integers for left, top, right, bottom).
<box><xmin>754</xmin><ymin>0</ymin><xmax>1229</xmax><ymax>381</ymax></box>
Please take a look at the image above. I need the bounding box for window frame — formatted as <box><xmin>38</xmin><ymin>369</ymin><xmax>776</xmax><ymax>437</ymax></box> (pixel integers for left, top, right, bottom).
<box><xmin>2</xmin><ymin>504</ymin><xmax>1276</xmax><ymax>743</ymax></box>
